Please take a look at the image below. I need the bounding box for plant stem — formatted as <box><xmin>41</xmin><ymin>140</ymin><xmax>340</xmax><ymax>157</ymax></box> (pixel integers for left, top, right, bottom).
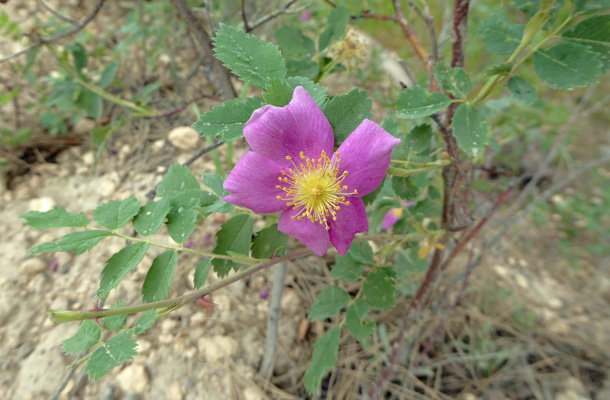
<box><xmin>48</xmin><ymin>250</ymin><xmax>311</xmax><ymax>323</ymax></box>
<box><xmin>388</xmin><ymin>159</ymin><xmax>451</xmax><ymax>177</ymax></box>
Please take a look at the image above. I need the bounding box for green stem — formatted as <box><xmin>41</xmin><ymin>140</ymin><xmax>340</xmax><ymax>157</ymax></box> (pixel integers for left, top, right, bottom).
<box><xmin>49</xmin><ymin>249</ymin><xmax>311</xmax><ymax>323</ymax></box>
<box><xmin>388</xmin><ymin>159</ymin><xmax>451</xmax><ymax>177</ymax></box>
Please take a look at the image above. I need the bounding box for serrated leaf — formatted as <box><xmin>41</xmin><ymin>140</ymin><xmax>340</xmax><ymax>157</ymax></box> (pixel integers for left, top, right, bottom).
<box><xmin>251</xmin><ymin>224</ymin><xmax>288</xmax><ymax>259</ymax></box>
<box><xmin>20</xmin><ymin>206</ymin><xmax>89</xmax><ymax>230</ymax></box>
<box><xmin>395</xmin><ymin>86</ymin><xmax>452</xmax><ymax>119</ymax></box>
<box><xmin>478</xmin><ymin>13</ymin><xmax>524</xmax><ymax>55</ymax></box>
<box><xmin>30</xmin><ymin>230</ymin><xmax>112</xmax><ymax>255</ymax></box>
<box><xmin>93</xmin><ymin>197</ymin><xmax>140</xmax><ymax>230</ymax></box>
<box><xmin>157</xmin><ymin>164</ymin><xmax>200</xmax><ymax>198</ymax></box>
<box><xmin>286</xmin><ymin>77</ymin><xmax>328</xmax><ymax>106</ymax></box>
<box><xmin>508</xmin><ymin>76</ymin><xmax>537</xmax><ymax>105</ymax></box>
<box><xmin>433</xmin><ymin>61</ymin><xmax>472</xmax><ymax>98</ymax></box>
<box><xmin>363</xmin><ymin>268</ymin><xmax>396</xmax><ymax>310</ymax></box>
<box><xmin>99</xmin><ymin>62</ymin><xmax>119</xmax><ymax>88</ymax></box>
<box><xmin>193</xmin><ymin>258</ymin><xmax>211</xmax><ymax>289</ymax></box>
<box><xmin>192</xmin><ymin>97</ymin><xmax>264</xmax><ymax>143</ymax></box>
<box><xmin>303</xmin><ymin>326</ymin><xmax>341</xmax><ymax>395</ymax></box>
<box><xmin>392</xmin><ymin>176</ymin><xmax>419</xmax><ymax>202</ymax></box>
<box><xmin>308</xmin><ymin>286</ymin><xmax>350</xmax><ymax>321</ymax></box>
<box><xmin>347</xmin><ymin>242</ymin><xmax>374</xmax><ymax>265</ymax></box>
<box><xmin>562</xmin><ymin>15</ymin><xmax>610</xmax><ymax>72</ymax></box>
<box><xmin>85</xmin><ymin>331</ymin><xmax>138</xmax><ymax>381</ymax></box>
<box><xmin>132</xmin><ymin>198</ymin><xmax>171</xmax><ymax>236</ymax></box>
<box><xmin>200</xmin><ymin>198</ymin><xmax>234</xmax><ymax>213</ymax></box>
<box><xmin>263</xmin><ymin>79</ymin><xmax>294</xmax><ymax>106</ymax></box>
<box><xmin>213</xmin><ymin>24</ymin><xmax>286</xmax><ymax>89</ymax></box>
<box><xmin>331</xmin><ymin>255</ymin><xmax>363</xmax><ymax>282</ymax></box>
<box><xmin>201</xmin><ymin>172</ymin><xmax>227</xmax><ymax>197</ymax></box>
<box><xmin>96</xmin><ymin>242</ymin><xmax>149</xmax><ymax>300</ymax></box>
<box><xmin>62</xmin><ymin>320</ymin><xmax>101</xmax><ymax>354</ymax></box>
<box><xmin>346</xmin><ymin>299</ymin><xmax>375</xmax><ymax>344</ymax></box>
<box><xmin>212</xmin><ymin>214</ymin><xmax>253</xmax><ymax>277</ymax></box>
<box><xmin>534</xmin><ymin>42</ymin><xmax>602</xmax><ymax>89</ymax></box>
<box><xmin>402</xmin><ymin>124</ymin><xmax>433</xmax><ymax>154</ymax></box>
<box><xmin>274</xmin><ymin>26</ymin><xmax>315</xmax><ymax>59</ymax></box>
<box><xmin>319</xmin><ymin>6</ymin><xmax>350</xmax><ymax>52</ymax></box>
<box><xmin>102</xmin><ymin>301</ymin><xmax>127</xmax><ymax>331</ymax></box>
<box><xmin>452</xmin><ymin>104</ymin><xmax>489</xmax><ymax>157</ymax></box>
<box><xmin>286</xmin><ymin>58</ymin><xmax>319</xmax><ymax>79</ymax></box>
<box><xmin>142</xmin><ymin>250</ymin><xmax>178</xmax><ymax>303</ymax></box>
<box><xmin>323</xmin><ymin>88</ymin><xmax>372</xmax><ymax>145</ymax></box>
<box><xmin>166</xmin><ymin>205</ymin><xmax>197</xmax><ymax>244</ymax></box>
<box><xmin>133</xmin><ymin>310</ymin><xmax>158</xmax><ymax>335</ymax></box>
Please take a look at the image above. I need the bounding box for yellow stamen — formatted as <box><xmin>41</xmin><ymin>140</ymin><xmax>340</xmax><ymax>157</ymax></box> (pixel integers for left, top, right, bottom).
<box><xmin>276</xmin><ymin>151</ymin><xmax>355</xmax><ymax>230</ymax></box>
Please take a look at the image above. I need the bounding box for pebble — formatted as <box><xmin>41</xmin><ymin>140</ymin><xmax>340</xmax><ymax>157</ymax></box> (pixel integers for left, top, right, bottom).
<box><xmin>197</xmin><ymin>336</ymin><xmax>238</xmax><ymax>362</ymax></box>
<box><xmin>116</xmin><ymin>364</ymin><xmax>149</xmax><ymax>394</ymax></box>
<box><xmin>17</xmin><ymin>258</ymin><xmax>47</xmax><ymax>277</ymax></box>
<box><xmin>168</xmin><ymin>126</ymin><xmax>200</xmax><ymax>150</ymax></box>
<box><xmin>73</xmin><ymin>118</ymin><xmax>96</xmax><ymax>134</ymax></box>
<box><xmin>169</xmin><ymin>382</ymin><xmax>185</xmax><ymax>400</ymax></box>
<box><xmin>27</xmin><ymin>197</ymin><xmax>55</xmax><ymax>212</ymax></box>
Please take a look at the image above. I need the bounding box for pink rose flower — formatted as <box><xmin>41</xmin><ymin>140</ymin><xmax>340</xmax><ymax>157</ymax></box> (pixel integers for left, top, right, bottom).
<box><xmin>223</xmin><ymin>87</ymin><xmax>400</xmax><ymax>256</ymax></box>
<box><xmin>381</xmin><ymin>201</ymin><xmax>414</xmax><ymax>230</ymax></box>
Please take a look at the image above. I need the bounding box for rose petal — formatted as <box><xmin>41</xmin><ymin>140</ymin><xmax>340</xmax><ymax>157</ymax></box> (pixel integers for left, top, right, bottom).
<box><xmin>333</xmin><ymin>119</ymin><xmax>400</xmax><ymax>196</ymax></box>
<box><xmin>328</xmin><ymin>197</ymin><xmax>368</xmax><ymax>255</ymax></box>
<box><xmin>244</xmin><ymin>87</ymin><xmax>334</xmax><ymax>164</ymax></box>
<box><xmin>278</xmin><ymin>207</ymin><xmax>330</xmax><ymax>256</ymax></box>
<box><xmin>223</xmin><ymin>151</ymin><xmax>288</xmax><ymax>214</ymax></box>
<box><xmin>381</xmin><ymin>208</ymin><xmax>402</xmax><ymax>230</ymax></box>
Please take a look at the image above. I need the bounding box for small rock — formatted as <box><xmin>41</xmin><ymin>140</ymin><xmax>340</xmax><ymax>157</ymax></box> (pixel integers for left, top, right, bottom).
<box><xmin>116</xmin><ymin>364</ymin><xmax>149</xmax><ymax>394</ymax></box>
<box><xmin>73</xmin><ymin>118</ymin><xmax>96</xmax><ymax>134</ymax></box>
<box><xmin>168</xmin><ymin>126</ymin><xmax>200</xmax><ymax>151</ymax></box>
<box><xmin>280</xmin><ymin>290</ymin><xmax>300</xmax><ymax>314</ymax></box>
<box><xmin>169</xmin><ymin>382</ymin><xmax>184</xmax><ymax>400</ymax></box>
<box><xmin>82</xmin><ymin>151</ymin><xmax>95</xmax><ymax>166</ymax></box>
<box><xmin>198</xmin><ymin>336</ymin><xmax>238</xmax><ymax>362</ymax></box>
<box><xmin>243</xmin><ymin>386</ymin><xmax>263</xmax><ymax>400</ymax></box>
<box><xmin>17</xmin><ymin>258</ymin><xmax>47</xmax><ymax>277</ymax></box>
<box><xmin>28</xmin><ymin>197</ymin><xmax>56</xmax><ymax>212</ymax></box>
<box><xmin>137</xmin><ymin>339</ymin><xmax>151</xmax><ymax>353</ymax></box>
<box><xmin>556</xmin><ymin>377</ymin><xmax>590</xmax><ymax>400</ymax></box>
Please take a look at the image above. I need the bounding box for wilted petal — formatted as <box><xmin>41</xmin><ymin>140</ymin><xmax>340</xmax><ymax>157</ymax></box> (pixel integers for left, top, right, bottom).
<box><xmin>328</xmin><ymin>197</ymin><xmax>368</xmax><ymax>255</ymax></box>
<box><xmin>223</xmin><ymin>151</ymin><xmax>287</xmax><ymax>214</ymax></box>
<box><xmin>244</xmin><ymin>87</ymin><xmax>334</xmax><ymax>164</ymax></box>
<box><xmin>278</xmin><ymin>207</ymin><xmax>330</xmax><ymax>256</ymax></box>
<box><xmin>333</xmin><ymin>119</ymin><xmax>400</xmax><ymax>196</ymax></box>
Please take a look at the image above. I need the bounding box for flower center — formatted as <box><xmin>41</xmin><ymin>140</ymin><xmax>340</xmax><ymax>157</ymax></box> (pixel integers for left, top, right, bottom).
<box><xmin>276</xmin><ymin>151</ymin><xmax>357</xmax><ymax>230</ymax></box>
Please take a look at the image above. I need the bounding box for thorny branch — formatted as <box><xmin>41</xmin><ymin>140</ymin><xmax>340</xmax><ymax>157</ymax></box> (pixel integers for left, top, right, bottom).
<box><xmin>0</xmin><ymin>0</ymin><xmax>106</xmax><ymax>64</ymax></box>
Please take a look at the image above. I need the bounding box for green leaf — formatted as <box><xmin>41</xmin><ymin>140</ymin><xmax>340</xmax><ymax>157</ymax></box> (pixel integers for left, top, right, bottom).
<box><xmin>363</xmin><ymin>268</ymin><xmax>396</xmax><ymax>310</ymax></box>
<box><xmin>433</xmin><ymin>61</ymin><xmax>472</xmax><ymax>98</ymax></box>
<box><xmin>67</xmin><ymin>43</ymin><xmax>88</xmax><ymax>71</ymax></box>
<box><xmin>319</xmin><ymin>6</ymin><xmax>350</xmax><ymax>52</ymax></box>
<box><xmin>132</xmin><ymin>198</ymin><xmax>171</xmax><ymax>236</ymax></box>
<box><xmin>142</xmin><ymin>250</ymin><xmax>178</xmax><ymax>302</ymax></box>
<box><xmin>133</xmin><ymin>310</ymin><xmax>159</xmax><ymax>335</ymax></box>
<box><xmin>345</xmin><ymin>298</ymin><xmax>375</xmax><ymax>344</ymax></box>
<box><xmin>274</xmin><ymin>26</ymin><xmax>315</xmax><ymax>59</ymax></box>
<box><xmin>102</xmin><ymin>301</ymin><xmax>127</xmax><ymax>331</ymax></box>
<box><xmin>361</xmin><ymin>179</ymin><xmax>383</xmax><ymax>206</ymax></box>
<box><xmin>201</xmin><ymin>172</ymin><xmax>226</xmax><ymax>197</ymax></box>
<box><xmin>166</xmin><ymin>205</ymin><xmax>197</xmax><ymax>244</ymax></box>
<box><xmin>251</xmin><ymin>224</ymin><xmax>288</xmax><ymax>259</ymax></box>
<box><xmin>478</xmin><ymin>13</ymin><xmax>524</xmax><ymax>55</ymax></box>
<box><xmin>30</xmin><ymin>230</ymin><xmax>112</xmax><ymax>255</ymax></box>
<box><xmin>395</xmin><ymin>86</ymin><xmax>452</xmax><ymax>119</ymax></box>
<box><xmin>212</xmin><ymin>214</ymin><xmax>253</xmax><ymax>277</ymax></box>
<box><xmin>562</xmin><ymin>15</ymin><xmax>610</xmax><ymax>72</ymax></box>
<box><xmin>79</xmin><ymin>90</ymin><xmax>103</xmax><ymax>120</ymax></box>
<box><xmin>533</xmin><ymin>42</ymin><xmax>602</xmax><ymax>89</ymax></box>
<box><xmin>193</xmin><ymin>258</ymin><xmax>211</xmax><ymax>289</ymax></box>
<box><xmin>286</xmin><ymin>58</ymin><xmax>319</xmax><ymax>79</ymax></box>
<box><xmin>347</xmin><ymin>242</ymin><xmax>374</xmax><ymax>265</ymax></box>
<box><xmin>303</xmin><ymin>326</ymin><xmax>341</xmax><ymax>395</ymax></box>
<box><xmin>62</xmin><ymin>320</ymin><xmax>101</xmax><ymax>354</ymax></box>
<box><xmin>96</xmin><ymin>242</ymin><xmax>149</xmax><ymax>300</ymax></box>
<box><xmin>213</xmin><ymin>24</ymin><xmax>286</xmax><ymax>89</ymax></box>
<box><xmin>99</xmin><ymin>62</ymin><xmax>119</xmax><ymax>88</ymax></box>
<box><xmin>402</xmin><ymin>124</ymin><xmax>433</xmax><ymax>154</ymax></box>
<box><xmin>331</xmin><ymin>255</ymin><xmax>363</xmax><ymax>282</ymax></box>
<box><xmin>323</xmin><ymin>88</ymin><xmax>372</xmax><ymax>145</ymax></box>
<box><xmin>20</xmin><ymin>206</ymin><xmax>89</xmax><ymax>230</ymax></box>
<box><xmin>392</xmin><ymin>176</ymin><xmax>419</xmax><ymax>202</ymax></box>
<box><xmin>157</xmin><ymin>164</ymin><xmax>200</xmax><ymax>197</ymax></box>
<box><xmin>452</xmin><ymin>104</ymin><xmax>489</xmax><ymax>157</ymax></box>
<box><xmin>200</xmin><ymin>198</ymin><xmax>234</xmax><ymax>213</ymax></box>
<box><xmin>573</xmin><ymin>0</ymin><xmax>610</xmax><ymax>15</ymax></box>
<box><xmin>286</xmin><ymin>77</ymin><xmax>328</xmax><ymax>106</ymax></box>
<box><xmin>308</xmin><ymin>286</ymin><xmax>350</xmax><ymax>321</ymax></box>
<box><xmin>507</xmin><ymin>76</ymin><xmax>537</xmax><ymax>105</ymax></box>
<box><xmin>263</xmin><ymin>79</ymin><xmax>293</xmax><ymax>106</ymax></box>
<box><xmin>93</xmin><ymin>197</ymin><xmax>140</xmax><ymax>230</ymax></box>
<box><xmin>192</xmin><ymin>97</ymin><xmax>264</xmax><ymax>143</ymax></box>
<box><xmin>85</xmin><ymin>331</ymin><xmax>138</xmax><ymax>381</ymax></box>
